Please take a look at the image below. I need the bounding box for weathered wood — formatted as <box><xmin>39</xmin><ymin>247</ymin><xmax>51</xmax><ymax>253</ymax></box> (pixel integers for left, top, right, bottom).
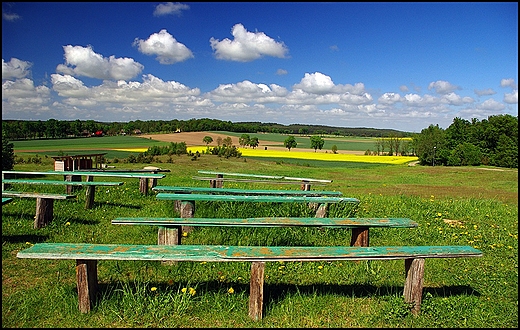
<box><xmin>17</xmin><ymin>243</ymin><xmax>483</xmax><ymax>262</ymax></box>
<box><xmin>139</xmin><ymin>177</ymin><xmax>149</xmax><ymax>195</ymax></box>
<box><xmin>179</xmin><ymin>201</ymin><xmax>195</xmax><ymax>233</ymax></box>
<box><xmin>152</xmin><ymin>186</ymin><xmax>343</xmax><ymax>196</ymax></box>
<box><xmin>157</xmin><ymin>226</ymin><xmax>182</xmax><ymax>265</ymax></box>
<box><xmin>249</xmin><ymin>261</ymin><xmax>265</xmax><ymax>320</ymax></box>
<box><xmin>2</xmin><ymin>179</ymin><xmax>123</xmax><ymax>186</ymax></box>
<box><xmin>156</xmin><ymin>193</ymin><xmax>359</xmax><ymax>204</ymax></box>
<box><xmin>2</xmin><ymin>197</ymin><xmax>13</xmax><ymax>205</ymax></box>
<box><xmin>2</xmin><ymin>170</ymin><xmax>165</xmax><ymax>179</ymax></box>
<box><xmin>350</xmin><ymin>227</ymin><xmax>370</xmax><ymax>247</ymax></box>
<box><xmin>84</xmin><ymin>176</ymin><xmax>95</xmax><ymax>209</ymax></box>
<box><xmin>76</xmin><ymin>259</ymin><xmax>98</xmax><ymax>313</ymax></box>
<box><xmin>35</xmin><ymin>197</ymin><xmax>53</xmax><ymax>228</ymax></box>
<box><xmin>404</xmin><ymin>258</ymin><xmax>426</xmax><ymax>314</ymax></box>
<box><xmin>65</xmin><ymin>174</ymin><xmax>82</xmax><ymax>193</ymax></box>
<box><xmin>194</xmin><ymin>176</ymin><xmax>328</xmax><ymax>186</ymax></box>
<box><xmin>2</xmin><ymin>191</ymin><xmax>76</xmax><ymax>199</ymax></box>
<box><xmin>209</xmin><ymin>174</ymin><xmax>223</xmax><ymax>188</ymax></box>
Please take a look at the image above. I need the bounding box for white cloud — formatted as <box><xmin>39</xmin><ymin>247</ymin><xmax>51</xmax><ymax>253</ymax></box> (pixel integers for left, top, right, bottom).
<box><xmin>2</xmin><ymin>58</ymin><xmax>32</xmax><ymax>80</ymax></box>
<box><xmin>276</xmin><ymin>69</ymin><xmax>288</xmax><ymax>75</ymax></box>
<box><xmin>477</xmin><ymin>98</ymin><xmax>506</xmax><ymax>111</ymax></box>
<box><xmin>2</xmin><ymin>78</ymin><xmax>50</xmax><ymax>106</ymax></box>
<box><xmin>378</xmin><ymin>92</ymin><xmax>401</xmax><ymax>105</ymax></box>
<box><xmin>441</xmin><ymin>92</ymin><xmax>474</xmax><ymax>106</ymax></box>
<box><xmin>500</xmin><ymin>78</ymin><xmax>517</xmax><ymax>89</ymax></box>
<box><xmin>292</xmin><ymin>72</ymin><xmax>335</xmax><ymax>94</ymax></box>
<box><xmin>428</xmin><ymin>80</ymin><xmax>460</xmax><ymax>94</ymax></box>
<box><xmin>153</xmin><ymin>2</ymin><xmax>189</xmax><ymax>17</ymax></box>
<box><xmin>210</xmin><ymin>23</ymin><xmax>289</xmax><ymax>62</ymax></box>
<box><xmin>504</xmin><ymin>90</ymin><xmax>518</xmax><ymax>104</ymax></box>
<box><xmin>2</xmin><ymin>12</ymin><xmax>20</xmax><ymax>21</ymax></box>
<box><xmin>133</xmin><ymin>29</ymin><xmax>194</xmax><ymax>64</ymax></box>
<box><xmin>56</xmin><ymin>45</ymin><xmax>144</xmax><ymax>80</ymax></box>
<box><xmin>474</xmin><ymin>88</ymin><xmax>496</xmax><ymax>97</ymax></box>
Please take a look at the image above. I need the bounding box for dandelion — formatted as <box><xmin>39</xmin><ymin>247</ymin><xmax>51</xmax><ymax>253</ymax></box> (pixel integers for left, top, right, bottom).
<box><xmin>437</xmin><ymin>213</ymin><xmax>442</xmax><ymax>217</ymax></box>
<box><xmin>188</xmin><ymin>287</ymin><xmax>196</xmax><ymax>296</ymax></box>
<box><xmin>151</xmin><ymin>287</ymin><xmax>157</xmax><ymax>292</ymax></box>
<box><xmin>317</xmin><ymin>265</ymin><xmax>323</xmax><ymax>270</ymax></box>
<box><xmin>66</xmin><ymin>222</ymin><xmax>71</xmax><ymax>226</ymax></box>
<box><xmin>25</xmin><ymin>242</ymin><xmax>32</xmax><ymax>245</ymax></box>
<box><xmin>227</xmin><ymin>287</ymin><xmax>235</xmax><ymax>294</ymax></box>
<box><xmin>182</xmin><ymin>232</ymin><xmax>188</xmax><ymax>237</ymax></box>
<box><xmin>181</xmin><ymin>287</ymin><xmax>187</xmax><ymax>293</ymax></box>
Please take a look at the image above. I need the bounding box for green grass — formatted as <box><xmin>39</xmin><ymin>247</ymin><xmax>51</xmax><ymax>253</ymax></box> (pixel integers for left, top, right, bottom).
<box><xmin>2</xmin><ymin>153</ymin><xmax>518</xmax><ymax>328</ymax></box>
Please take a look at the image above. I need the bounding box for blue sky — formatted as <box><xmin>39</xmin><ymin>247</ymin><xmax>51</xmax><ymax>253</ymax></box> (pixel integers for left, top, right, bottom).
<box><xmin>2</xmin><ymin>2</ymin><xmax>518</xmax><ymax>133</ymax></box>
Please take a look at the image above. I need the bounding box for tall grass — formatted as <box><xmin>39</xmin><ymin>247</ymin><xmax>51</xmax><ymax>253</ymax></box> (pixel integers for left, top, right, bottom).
<box><xmin>2</xmin><ymin>154</ymin><xmax>517</xmax><ymax>327</ymax></box>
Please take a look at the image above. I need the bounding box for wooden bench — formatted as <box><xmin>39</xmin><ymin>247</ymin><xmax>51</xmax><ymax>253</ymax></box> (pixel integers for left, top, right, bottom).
<box><xmin>2</xmin><ymin>191</ymin><xmax>76</xmax><ymax>228</ymax></box>
<box><xmin>152</xmin><ymin>186</ymin><xmax>343</xmax><ymax>196</ymax></box>
<box><xmin>2</xmin><ymin>179</ymin><xmax>123</xmax><ymax>209</ymax></box>
<box><xmin>16</xmin><ymin>242</ymin><xmax>483</xmax><ymax>319</ymax></box>
<box><xmin>196</xmin><ymin>170</ymin><xmax>332</xmax><ymax>190</ymax></box>
<box><xmin>2</xmin><ymin>170</ymin><xmax>165</xmax><ymax>195</ymax></box>
<box><xmin>112</xmin><ymin>216</ymin><xmax>418</xmax><ymax>247</ymax></box>
<box><xmin>2</xmin><ymin>197</ymin><xmax>13</xmax><ymax>205</ymax></box>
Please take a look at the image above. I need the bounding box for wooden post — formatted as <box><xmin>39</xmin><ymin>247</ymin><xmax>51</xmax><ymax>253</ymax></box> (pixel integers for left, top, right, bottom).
<box><xmin>180</xmin><ymin>200</ymin><xmax>195</xmax><ymax>233</ymax></box>
<box><xmin>84</xmin><ymin>176</ymin><xmax>95</xmax><ymax>209</ymax></box>
<box><xmin>210</xmin><ymin>174</ymin><xmax>223</xmax><ymax>188</ymax></box>
<box><xmin>248</xmin><ymin>261</ymin><xmax>265</xmax><ymax>320</ymax></box>
<box><xmin>350</xmin><ymin>227</ymin><xmax>369</xmax><ymax>247</ymax></box>
<box><xmin>34</xmin><ymin>197</ymin><xmax>53</xmax><ymax>228</ymax></box>
<box><xmin>139</xmin><ymin>177</ymin><xmax>149</xmax><ymax>195</ymax></box>
<box><xmin>314</xmin><ymin>203</ymin><xmax>328</xmax><ymax>218</ymax></box>
<box><xmin>76</xmin><ymin>259</ymin><xmax>98</xmax><ymax>313</ymax></box>
<box><xmin>301</xmin><ymin>180</ymin><xmax>311</xmax><ymax>191</ymax></box>
<box><xmin>403</xmin><ymin>258</ymin><xmax>425</xmax><ymax>315</ymax></box>
<box><xmin>158</xmin><ymin>226</ymin><xmax>182</xmax><ymax>265</ymax></box>
<box><xmin>65</xmin><ymin>174</ymin><xmax>82</xmax><ymax>193</ymax></box>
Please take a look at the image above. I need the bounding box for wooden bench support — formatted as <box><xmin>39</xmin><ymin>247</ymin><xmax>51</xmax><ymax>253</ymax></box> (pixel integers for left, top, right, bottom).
<box><xmin>17</xmin><ymin>243</ymin><xmax>482</xmax><ymax>320</ymax></box>
<box><xmin>249</xmin><ymin>261</ymin><xmax>265</xmax><ymax>320</ymax></box>
<box><xmin>35</xmin><ymin>197</ymin><xmax>54</xmax><ymax>228</ymax></box>
<box><xmin>350</xmin><ymin>227</ymin><xmax>369</xmax><ymax>247</ymax></box>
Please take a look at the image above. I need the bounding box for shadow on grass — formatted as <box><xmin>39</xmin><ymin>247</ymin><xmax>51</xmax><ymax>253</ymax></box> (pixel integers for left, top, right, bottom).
<box><xmin>2</xmin><ymin>233</ymin><xmax>50</xmax><ymax>244</ymax></box>
<box><xmin>93</xmin><ymin>201</ymin><xmax>143</xmax><ymax>209</ymax></box>
<box><xmin>89</xmin><ymin>280</ymin><xmax>480</xmax><ymax>314</ymax></box>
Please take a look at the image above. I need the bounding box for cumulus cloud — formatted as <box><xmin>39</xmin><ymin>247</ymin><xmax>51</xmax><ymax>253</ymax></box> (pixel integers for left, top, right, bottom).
<box><xmin>2</xmin><ymin>78</ymin><xmax>50</xmax><ymax>105</ymax></box>
<box><xmin>504</xmin><ymin>90</ymin><xmax>518</xmax><ymax>104</ymax></box>
<box><xmin>133</xmin><ymin>29</ymin><xmax>193</xmax><ymax>64</ymax></box>
<box><xmin>378</xmin><ymin>92</ymin><xmax>401</xmax><ymax>105</ymax></box>
<box><xmin>441</xmin><ymin>92</ymin><xmax>474</xmax><ymax>106</ymax></box>
<box><xmin>474</xmin><ymin>88</ymin><xmax>496</xmax><ymax>97</ymax></box>
<box><xmin>276</xmin><ymin>69</ymin><xmax>288</xmax><ymax>75</ymax></box>
<box><xmin>477</xmin><ymin>98</ymin><xmax>506</xmax><ymax>111</ymax></box>
<box><xmin>56</xmin><ymin>45</ymin><xmax>144</xmax><ymax>80</ymax></box>
<box><xmin>2</xmin><ymin>58</ymin><xmax>32</xmax><ymax>80</ymax></box>
<box><xmin>427</xmin><ymin>80</ymin><xmax>460</xmax><ymax>94</ymax></box>
<box><xmin>293</xmin><ymin>72</ymin><xmax>335</xmax><ymax>94</ymax></box>
<box><xmin>500</xmin><ymin>78</ymin><xmax>517</xmax><ymax>89</ymax></box>
<box><xmin>153</xmin><ymin>2</ymin><xmax>189</xmax><ymax>17</ymax></box>
<box><xmin>210</xmin><ymin>23</ymin><xmax>289</xmax><ymax>62</ymax></box>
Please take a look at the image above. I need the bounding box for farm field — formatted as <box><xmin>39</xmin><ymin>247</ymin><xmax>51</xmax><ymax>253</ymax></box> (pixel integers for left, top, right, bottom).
<box><xmin>3</xmin><ymin>135</ymin><xmax>517</xmax><ymax>327</ymax></box>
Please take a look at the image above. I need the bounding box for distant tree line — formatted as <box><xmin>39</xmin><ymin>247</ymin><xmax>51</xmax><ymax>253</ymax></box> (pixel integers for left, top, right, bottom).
<box><xmin>413</xmin><ymin>114</ymin><xmax>517</xmax><ymax>168</ymax></box>
<box><xmin>2</xmin><ymin>118</ymin><xmax>410</xmax><ymax>141</ymax></box>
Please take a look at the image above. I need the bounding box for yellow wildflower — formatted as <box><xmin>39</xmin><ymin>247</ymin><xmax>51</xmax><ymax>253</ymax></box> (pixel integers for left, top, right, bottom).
<box><xmin>151</xmin><ymin>287</ymin><xmax>157</xmax><ymax>292</ymax></box>
<box><xmin>228</xmin><ymin>287</ymin><xmax>235</xmax><ymax>294</ymax></box>
<box><xmin>188</xmin><ymin>287</ymin><xmax>196</xmax><ymax>296</ymax></box>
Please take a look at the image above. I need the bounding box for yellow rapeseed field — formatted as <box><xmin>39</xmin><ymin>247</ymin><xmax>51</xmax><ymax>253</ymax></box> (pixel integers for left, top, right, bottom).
<box><xmin>112</xmin><ymin>147</ymin><xmax>418</xmax><ymax>165</ymax></box>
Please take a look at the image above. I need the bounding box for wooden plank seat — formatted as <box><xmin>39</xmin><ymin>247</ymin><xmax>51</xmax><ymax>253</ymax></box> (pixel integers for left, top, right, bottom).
<box><xmin>2</xmin><ymin>170</ymin><xmax>165</xmax><ymax>195</ymax></box>
<box><xmin>152</xmin><ymin>186</ymin><xmax>343</xmax><ymax>196</ymax></box>
<box><xmin>112</xmin><ymin>217</ymin><xmax>418</xmax><ymax>247</ymax></box>
<box><xmin>196</xmin><ymin>170</ymin><xmax>332</xmax><ymax>190</ymax></box>
<box><xmin>2</xmin><ymin>197</ymin><xmax>13</xmax><ymax>205</ymax></box>
<box><xmin>17</xmin><ymin>243</ymin><xmax>483</xmax><ymax>319</ymax></box>
<box><xmin>156</xmin><ymin>193</ymin><xmax>360</xmax><ymax>218</ymax></box>
<box><xmin>2</xmin><ymin>179</ymin><xmax>124</xmax><ymax>209</ymax></box>
<box><xmin>2</xmin><ymin>191</ymin><xmax>76</xmax><ymax>228</ymax></box>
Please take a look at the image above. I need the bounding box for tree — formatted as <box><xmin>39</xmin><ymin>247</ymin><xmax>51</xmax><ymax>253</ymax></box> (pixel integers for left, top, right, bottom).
<box><xmin>310</xmin><ymin>135</ymin><xmax>324</xmax><ymax>152</ymax></box>
<box><xmin>284</xmin><ymin>136</ymin><xmax>297</xmax><ymax>151</ymax></box>
<box><xmin>248</xmin><ymin>137</ymin><xmax>259</xmax><ymax>149</ymax></box>
<box><xmin>239</xmin><ymin>134</ymin><xmax>250</xmax><ymax>148</ymax></box>
<box><xmin>203</xmin><ymin>136</ymin><xmax>213</xmax><ymax>146</ymax></box>
<box><xmin>216</xmin><ymin>136</ymin><xmax>223</xmax><ymax>146</ymax></box>
<box><xmin>222</xmin><ymin>137</ymin><xmax>233</xmax><ymax>147</ymax></box>
<box><xmin>2</xmin><ymin>130</ymin><xmax>15</xmax><ymax>170</ymax></box>
<box><xmin>331</xmin><ymin>145</ymin><xmax>338</xmax><ymax>154</ymax></box>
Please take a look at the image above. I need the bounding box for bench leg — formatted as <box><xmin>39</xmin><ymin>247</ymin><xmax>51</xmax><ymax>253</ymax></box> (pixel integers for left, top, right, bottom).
<box><xmin>180</xmin><ymin>201</ymin><xmax>195</xmax><ymax>233</ymax></box>
<box><xmin>249</xmin><ymin>261</ymin><xmax>265</xmax><ymax>321</ymax></box>
<box><xmin>403</xmin><ymin>258</ymin><xmax>425</xmax><ymax>315</ymax></box>
<box><xmin>139</xmin><ymin>178</ymin><xmax>149</xmax><ymax>195</ymax></box>
<box><xmin>314</xmin><ymin>203</ymin><xmax>328</xmax><ymax>217</ymax></box>
<box><xmin>34</xmin><ymin>198</ymin><xmax>54</xmax><ymax>229</ymax></box>
<box><xmin>350</xmin><ymin>227</ymin><xmax>369</xmax><ymax>247</ymax></box>
<box><xmin>158</xmin><ymin>226</ymin><xmax>182</xmax><ymax>245</ymax></box>
<box><xmin>76</xmin><ymin>259</ymin><xmax>98</xmax><ymax>313</ymax></box>
<box><xmin>85</xmin><ymin>186</ymin><xmax>95</xmax><ymax>209</ymax></box>
<box><xmin>210</xmin><ymin>174</ymin><xmax>223</xmax><ymax>188</ymax></box>
<box><xmin>301</xmin><ymin>181</ymin><xmax>311</xmax><ymax>191</ymax></box>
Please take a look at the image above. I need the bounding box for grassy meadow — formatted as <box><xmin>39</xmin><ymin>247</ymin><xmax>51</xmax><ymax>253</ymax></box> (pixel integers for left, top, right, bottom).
<box><xmin>2</xmin><ymin>135</ymin><xmax>518</xmax><ymax>328</ymax></box>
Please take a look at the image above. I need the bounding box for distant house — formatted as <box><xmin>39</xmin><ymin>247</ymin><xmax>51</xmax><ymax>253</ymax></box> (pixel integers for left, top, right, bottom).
<box><xmin>52</xmin><ymin>153</ymin><xmax>107</xmax><ymax>171</ymax></box>
<box><xmin>94</xmin><ymin>130</ymin><xmax>103</xmax><ymax>137</ymax></box>
<box><xmin>133</xmin><ymin>129</ymin><xmax>142</xmax><ymax>135</ymax></box>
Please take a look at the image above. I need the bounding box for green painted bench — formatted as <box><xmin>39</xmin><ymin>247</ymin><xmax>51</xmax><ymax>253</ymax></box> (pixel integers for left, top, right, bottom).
<box><xmin>2</xmin><ymin>197</ymin><xmax>13</xmax><ymax>205</ymax></box>
<box><xmin>196</xmin><ymin>170</ymin><xmax>332</xmax><ymax>190</ymax></box>
<box><xmin>2</xmin><ymin>191</ymin><xmax>76</xmax><ymax>228</ymax></box>
<box><xmin>2</xmin><ymin>179</ymin><xmax>123</xmax><ymax>209</ymax></box>
<box><xmin>152</xmin><ymin>186</ymin><xmax>343</xmax><ymax>196</ymax></box>
<box><xmin>156</xmin><ymin>193</ymin><xmax>359</xmax><ymax>219</ymax></box>
<box><xmin>16</xmin><ymin>243</ymin><xmax>483</xmax><ymax>319</ymax></box>
<box><xmin>2</xmin><ymin>170</ymin><xmax>165</xmax><ymax>195</ymax></box>
<box><xmin>112</xmin><ymin>217</ymin><xmax>418</xmax><ymax>247</ymax></box>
